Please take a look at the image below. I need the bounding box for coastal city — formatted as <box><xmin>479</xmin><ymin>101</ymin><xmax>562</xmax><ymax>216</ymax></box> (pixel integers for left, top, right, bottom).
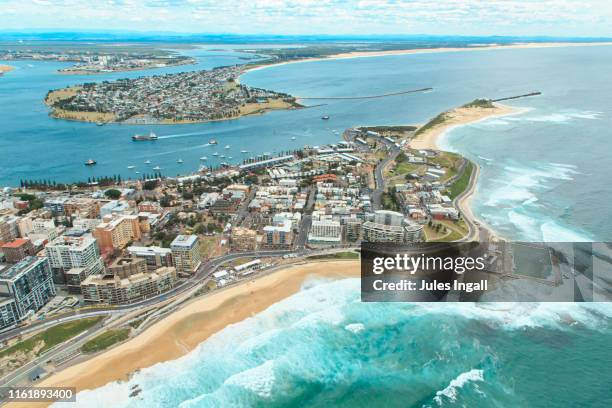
<box><xmin>1</xmin><ymin>0</ymin><xmax>612</xmax><ymax>401</ymax></box>
<box><xmin>0</xmin><ymin>109</ymin><xmax>490</xmax><ymax>390</ymax></box>
<box><xmin>0</xmin><ymin>48</ymin><xmax>195</xmax><ymax>74</ymax></box>
<box><xmin>45</xmin><ymin>65</ymin><xmax>299</xmax><ymax>124</ymax></box>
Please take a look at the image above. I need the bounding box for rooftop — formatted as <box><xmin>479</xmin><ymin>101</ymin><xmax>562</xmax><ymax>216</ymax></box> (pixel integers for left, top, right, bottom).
<box><xmin>0</xmin><ymin>256</ymin><xmax>46</xmax><ymax>280</ymax></box>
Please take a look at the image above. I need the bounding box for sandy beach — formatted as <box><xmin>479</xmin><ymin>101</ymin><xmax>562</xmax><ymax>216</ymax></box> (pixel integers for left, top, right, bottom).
<box><xmin>21</xmin><ymin>260</ymin><xmax>359</xmax><ymax>406</ymax></box>
<box><xmin>409</xmin><ymin>102</ymin><xmax>521</xmax><ymax>241</ymax></box>
<box><xmin>0</xmin><ymin>64</ymin><xmax>15</xmax><ymax>75</ymax></box>
<box><xmin>409</xmin><ymin>102</ymin><xmax>521</xmax><ymax>150</ymax></box>
<box><xmin>242</xmin><ymin>41</ymin><xmax>612</xmax><ymax>76</ymax></box>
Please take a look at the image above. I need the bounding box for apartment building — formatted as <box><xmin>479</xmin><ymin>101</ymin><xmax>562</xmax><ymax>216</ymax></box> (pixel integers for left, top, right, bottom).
<box><xmin>170</xmin><ymin>235</ymin><xmax>202</xmax><ymax>275</ymax></box>
<box><xmin>0</xmin><ymin>257</ymin><xmax>56</xmax><ymax>329</ymax></box>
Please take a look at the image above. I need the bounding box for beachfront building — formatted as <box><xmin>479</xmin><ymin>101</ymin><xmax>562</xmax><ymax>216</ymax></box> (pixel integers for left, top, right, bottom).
<box><xmin>308</xmin><ymin>217</ymin><xmax>342</xmax><ymax>244</ymax></box>
<box><xmin>0</xmin><ymin>257</ymin><xmax>56</xmax><ymax>329</ymax></box>
<box><xmin>262</xmin><ymin>216</ymin><xmax>294</xmax><ymax>249</ymax></box>
<box><xmin>170</xmin><ymin>235</ymin><xmax>202</xmax><ymax>275</ymax></box>
<box><xmin>362</xmin><ymin>210</ymin><xmax>423</xmax><ymax>244</ymax></box>
<box><xmin>127</xmin><ymin>245</ymin><xmax>173</xmax><ymax>271</ymax></box>
<box><xmin>81</xmin><ymin>266</ymin><xmax>177</xmax><ymax>305</ymax></box>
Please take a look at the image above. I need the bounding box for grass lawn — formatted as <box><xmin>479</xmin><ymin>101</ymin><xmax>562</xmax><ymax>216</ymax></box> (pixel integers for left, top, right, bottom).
<box><xmin>448</xmin><ymin>161</ymin><xmax>474</xmax><ymax>199</ymax></box>
<box><xmin>81</xmin><ymin>328</ymin><xmax>130</xmax><ymax>354</ymax></box>
<box><xmin>0</xmin><ymin>317</ymin><xmax>103</xmax><ymax>358</ymax></box>
<box><xmin>308</xmin><ymin>251</ymin><xmax>360</xmax><ymax>260</ymax></box>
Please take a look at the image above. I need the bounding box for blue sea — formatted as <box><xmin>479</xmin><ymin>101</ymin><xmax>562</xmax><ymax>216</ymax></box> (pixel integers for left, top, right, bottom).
<box><xmin>3</xmin><ymin>44</ymin><xmax>612</xmax><ymax>406</ymax></box>
<box><xmin>54</xmin><ymin>278</ymin><xmax>612</xmax><ymax>408</ymax></box>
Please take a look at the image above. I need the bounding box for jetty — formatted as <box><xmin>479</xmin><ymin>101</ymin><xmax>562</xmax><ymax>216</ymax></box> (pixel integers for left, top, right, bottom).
<box><xmin>492</xmin><ymin>92</ymin><xmax>541</xmax><ymax>102</ymax></box>
<box><xmin>298</xmin><ymin>87</ymin><xmax>433</xmax><ymax>101</ymax></box>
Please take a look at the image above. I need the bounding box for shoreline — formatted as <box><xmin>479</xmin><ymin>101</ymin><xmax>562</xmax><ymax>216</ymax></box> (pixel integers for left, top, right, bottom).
<box><xmin>56</xmin><ymin>59</ymin><xmax>197</xmax><ymax>75</ymax></box>
<box><xmin>241</xmin><ymin>41</ymin><xmax>612</xmax><ymax>76</ymax></box>
<box><xmin>409</xmin><ymin>102</ymin><xmax>527</xmax><ymax>241</ymax></box>
<box><xmin>24</xmin><ymin>260</ymin><xmax>360</xmax><ymax>406</ymax></box>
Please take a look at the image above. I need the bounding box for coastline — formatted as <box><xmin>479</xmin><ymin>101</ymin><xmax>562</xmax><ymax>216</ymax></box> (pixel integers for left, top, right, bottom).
<box><xmin>56</xmin><ymin>59</ymin><xmax>196</xmax><ymax>75</ymax></box>
<box><xmin>410</xmin><ymin>102</ymin><xmax>526</xmax><ymax>241</ymax></box>
<box><xmin>23</xmin><ymin>260</ymin><xmax>360</xmax><ymax>406</ymax></box>
<box><xmin>241</xmin><ymin>41</ymin><xmax>612</xmax><ymax>75</ymax></box>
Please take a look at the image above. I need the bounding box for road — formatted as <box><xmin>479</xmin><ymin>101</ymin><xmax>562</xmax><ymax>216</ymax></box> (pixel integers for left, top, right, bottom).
<box><xmin>370</xmin><ymin>135</ymin><xmax>401</xmax><ymax>210</ymax></box>
<box><xmin>0</xmin><ymin>249</ymin><xmax>294</xmax><ymax>343</ymax></box>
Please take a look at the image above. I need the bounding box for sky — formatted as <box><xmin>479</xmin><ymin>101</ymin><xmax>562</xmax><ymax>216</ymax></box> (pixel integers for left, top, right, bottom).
<box><xmin>2</xmin><ymin>0</ymin><xmax>612</xmax><ymax>37</ymax></box>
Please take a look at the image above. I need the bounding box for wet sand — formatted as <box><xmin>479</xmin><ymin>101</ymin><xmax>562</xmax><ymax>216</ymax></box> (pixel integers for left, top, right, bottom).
<box><xmin>23</xmin><ymin>260</ymin><xmax>360</xmax><ymax>407</ymax></box>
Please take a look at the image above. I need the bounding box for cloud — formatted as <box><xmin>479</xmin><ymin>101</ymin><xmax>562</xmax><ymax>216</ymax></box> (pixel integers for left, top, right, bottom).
<box><xmin>4</xmin><ymin>0</ymin><xmax>612</xmax><ymax>36</ymax></box>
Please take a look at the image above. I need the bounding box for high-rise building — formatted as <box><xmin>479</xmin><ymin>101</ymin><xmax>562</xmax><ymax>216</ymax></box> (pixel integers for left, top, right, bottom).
<box><xmin>170</xmin><ymin>235</ymin><xmax>202</xmax><ymax>275</ymax></box>
<box><xmin>45</xmin><ymin>233</ymin><xmax>104</xmax><ymax>288</ymax></box>
<box><xmin>263</xmin><ymin>222</ymin><xmax>293</xmax><ymax>249</ymax></box>
<box><xmin>94</xmin><ymin>215</ymin><xmax>142</xmax><ymax>253</ymax></box>
<box><xmin>0</xmin><ymin>257</ymin><xmax>56</xmax><ymax>329</ymax></box>
<box><xmin>308</xmin><ymin>220</ymin><xmax>342</xmax><ymax>244</ymax></box>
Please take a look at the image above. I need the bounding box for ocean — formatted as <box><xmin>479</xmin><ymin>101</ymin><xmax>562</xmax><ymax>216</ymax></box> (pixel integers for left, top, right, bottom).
<box><xmin>4</xmin><ymin>44</ymin><xmax>612</xmax><ymax>406</ymax></box>
<box><xmin>2</xmin><ymin>45</ymin><xmax>612</xmax><ymax>240</ymax></box>
<box><xmin>53</xmin><ymin>278</ymin><xmax>612</xmax><ymax>408</ymax></box>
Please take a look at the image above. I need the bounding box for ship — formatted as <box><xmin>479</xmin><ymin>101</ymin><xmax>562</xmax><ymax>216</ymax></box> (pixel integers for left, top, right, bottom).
<box><xmin>225</xmin><ymin>145</ymin><xmax>231</xmax><ymax>149</ymax></box>
<box><xmin>209</xmin><ymin>139</ymin><xmax>218</xmax><ymax>145</ymax></box>
<box><xmin>152</xmin><ymin>166</ymin><xmax>161</xmax><ymax>171</ymax></box>
<box><xmin>177</xmin><ymin>159</ymin><xmax>184</xmax><ymax>164</ymax></box>
<box><xmin>241</xmin><ymin>150</ymin><xmax>248</xmax><ymax>154</ymax></box>
<box><xmin>144</xmin><ymin>160</ymin><xmax>151</xmax><ymax>164</ymax></box>
<box><xmin>212</xmin><ymin>152</ymin><xmax>219</xmax><ymax>156</ymax></box>
<box><xmin>321</xmin><ymin>115</ymin><xmax>330</xmax><ymax>120</ymax></box>
<box><xmin>84</xmin><ymin>159</ymin><xmax>96</xmax><ymax>166</ymax></box>
<box><xmin>127</xmin><ymin>165</ymin><xmax>136</xmax><ymax>169</ymax></box>
<box><xmin>200</xmin><ymin>156</ymin><xmax>208</xmax><ymax>161</ymax></box>
<box><xmin>132</xmin><ymin>131</ymin><xmax>158</xmax><ymax>141</ymax></box>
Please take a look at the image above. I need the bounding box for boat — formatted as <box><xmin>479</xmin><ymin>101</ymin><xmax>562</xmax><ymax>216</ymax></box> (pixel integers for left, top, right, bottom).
<box><xmin>321</xmin><ymin>115</ymin><xmax>330</xmax><ymax>120</ymax></box>
<box><xmin>84</xmin><ymin>159</ymin><xmax>96</xmax><ymax>166</ymax></box>
<box><xmin>225</xmin><ymin>145</ymin><xmax>230</xmax><ymax>149</ymax></box>
<box><xmin>212</xmin><ymin>152</ymin><xmax>219</xmax><ymax>156</ymax></box>
<box><xmin>96</xmin><ymin>122</ymin><xmax>104</xmax><ymax>126</ymax></box>
<box><xmin>177</xmin><ymin>159</ymin><xmax>184</xmax><ymax>164</ymax></box>
<box><xmin>127</xmin><ymin>165</ymin><xmax>136</xmax><ymax>169</ymax></box>
<box><xmin>241</xmin><ymin>150</ymin><xmax>248</xmax><ymax>154</ymax></box>
<box><xmin>132</xmin><ymin>131</ymin><xmax>158</xmax><ymax>141</ymax></box>
<box><xmin>152</xmin><ymin>166</ymin><xmax>161</xmax><ymax>171</ymax></box>
<box><xmin>144</xmin><ymin>160</ymin><xmax>151</xmax><ymax>164</ymax></box>
<box><xmin>199</xmin><ymin>156</ymin><xmax>208</xmax><ymax>161</ymax></box>
<box><xmin>228</xmin><ymin>156</ymin><xmax>233</xmax><ymax>159</ymax></box>
<box><xmin>209</xmin><ymin>139</ymin><xmax>218</xmax><ymax>145</ymax></box>
<box><xmin>291</xmin><ymin>136</ymin><xmax>296</xmax><ymax>140</ymax></box>
<box><xmin>220</xmin><ymin>154</ymin><xmax>226</xmax><ymax>158</ymax></box>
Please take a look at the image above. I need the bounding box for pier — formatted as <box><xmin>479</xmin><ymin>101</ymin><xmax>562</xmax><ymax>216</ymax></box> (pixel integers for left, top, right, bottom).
<box><xmin>492</xmin><ymin>91</ymin><xmax>541</xmax><ymax>102</ymax></box>
<box><xmin>298</xmin><ymin>87</ymin><xmax>433</xmax><ymax>101</ymax></box>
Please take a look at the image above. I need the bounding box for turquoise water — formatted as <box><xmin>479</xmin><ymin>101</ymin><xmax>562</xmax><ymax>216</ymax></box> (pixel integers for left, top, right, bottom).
<box><xmin>53</xmin><ymin>278</ymin><xmax>612</xmax><ymax>408</ymax></box>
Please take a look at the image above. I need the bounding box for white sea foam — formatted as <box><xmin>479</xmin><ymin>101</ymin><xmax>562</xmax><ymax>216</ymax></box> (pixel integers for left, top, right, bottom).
<box><xmin>345</xmin><ymin>323</ymin><xmax>365</xmax><ymax>334</ymax></box>
<box><xmin>506</xmin><ymin>110</ymin><xmax>602</xmax><ymax>123</ymax></box>
<box><xmin>433</xmin><ymin>369</ymin><xmax>484</xmax><ymax>405</ymax></box>
<box><xmin>224</xmin><ymin>360</ymin><xmax>276</xmax><ymax>398</ymax></box>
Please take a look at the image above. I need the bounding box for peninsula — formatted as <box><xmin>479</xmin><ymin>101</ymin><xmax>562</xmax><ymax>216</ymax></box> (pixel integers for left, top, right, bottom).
<box><xmin>45</xmin><ymin>65</ymin><xmax>301</xmax><ymax>124</ymax></box>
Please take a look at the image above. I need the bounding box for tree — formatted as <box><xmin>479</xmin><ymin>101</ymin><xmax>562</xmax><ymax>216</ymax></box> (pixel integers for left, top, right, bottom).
<box><xmin>104</xmin><ymin>189</ymin><xmax>122</xmax><ymax>199</ymax></box>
